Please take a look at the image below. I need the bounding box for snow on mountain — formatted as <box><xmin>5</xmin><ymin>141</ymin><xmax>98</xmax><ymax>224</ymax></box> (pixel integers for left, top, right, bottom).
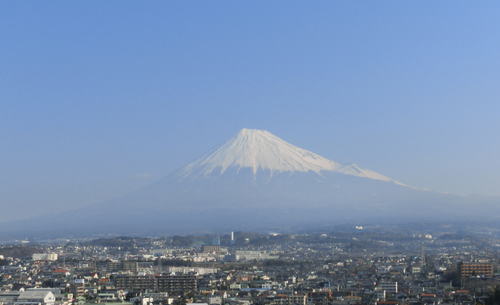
<box><xmin>337</xmin><ymin>163</ymin><xmax>408</xmax><ymax>186</ymax></box>
<box><xmin>177</xmin><ymin>128</ymin><xmax>341</xmax><ymax>178</ymax></box>
<box><xmin>176</xmin><ymin>128</ymin><xmax>407</xmax><ymax>186</ymax></box>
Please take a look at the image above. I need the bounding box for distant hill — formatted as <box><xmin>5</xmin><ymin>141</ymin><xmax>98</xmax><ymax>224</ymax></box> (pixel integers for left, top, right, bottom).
<box><xmin>0</xmin><ymin>245</ymin><xmax>40</xmax><ymax>258</ymax></box>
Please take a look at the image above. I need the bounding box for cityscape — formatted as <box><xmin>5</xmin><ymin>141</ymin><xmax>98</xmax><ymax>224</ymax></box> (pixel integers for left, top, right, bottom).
<box><xmin>2</xmin><ymin>3</ymin><xmax>500</xmax><ymax>305</ymax></box>
<box><xmin>2</xmin><ymin>228</ymin><xmax>500</xmax><ymax>305</ymax></box>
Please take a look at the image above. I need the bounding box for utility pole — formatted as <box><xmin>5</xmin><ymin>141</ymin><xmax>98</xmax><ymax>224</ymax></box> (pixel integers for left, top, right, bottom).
<box><xmin>421</xmin><ymin>241</ymin><xmax>425</xmax><ymax>269</ymax></box>
<box><xmin>159</xmin><ymin>255</ymin><xmax>162</xmax><ymax>274</ymax></box>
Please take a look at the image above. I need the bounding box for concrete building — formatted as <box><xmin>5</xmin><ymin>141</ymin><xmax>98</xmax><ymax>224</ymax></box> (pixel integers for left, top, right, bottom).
<box><xmin>380</xmin><ymin>282</ymin><xmax>398</xmax><ymax>294</ymax></box>
<box><xmin>32</xmin><ymin>254</ymin><xmax>58</xmax><ymax>261</ymax></box>
<box><xmin>71</xmin><ymin>279</ymin><xmax>85</xmax><ymax>297</ymax></box>
<box><xmin>166</xmin><ymin>266</ymin><xmax>216</xmax><ymax>275</ymax></box>
<box><xmin>458</xmin><ymin>262</ymin><xmax>493</xmax><ymax>277</ymax></box>
<box><xmin>235</xmin><ymin>251</ymin><xmax>278</xmax><ymax>261</ymax></box>
<box><xmin>123</xmin><ymin>261</ymin><xmax>139</xmax><ymax>273</ymax></box>
<box><xmin>107</xmin><ymin>261</ymin><xmax>139</xmax><ymax>273</ymax></box>
<box><xmin>157</xmin><ymin>275</ymin><xmax>197</xmax><ymax>292</ymax></box>
<box><xmin>201</xmin><ymin>245</ymin><xmax>221</xmax><ymax>254</ymax></box>
<box><xmin>115</xmin><ymin>275</ymin><xmax>196</xmax><ymax>293</ymax></box>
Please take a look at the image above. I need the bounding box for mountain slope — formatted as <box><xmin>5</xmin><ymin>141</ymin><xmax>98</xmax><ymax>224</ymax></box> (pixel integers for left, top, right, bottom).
<box><xmin>2</xmin><ymin>128</ymin><xmax>500</xmax><ymax>238</ymax></box>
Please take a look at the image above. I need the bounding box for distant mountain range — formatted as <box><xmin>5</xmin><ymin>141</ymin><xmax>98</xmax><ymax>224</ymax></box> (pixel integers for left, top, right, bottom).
<box><xmin>2</xmin><ymin>128</ymin><xmax>500</xmax><ymax>239</ymax></box>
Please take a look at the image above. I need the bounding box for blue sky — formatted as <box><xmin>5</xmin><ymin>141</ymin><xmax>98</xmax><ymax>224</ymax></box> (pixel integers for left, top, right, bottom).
<box><xmin>1</xmin><ymin>1</ymin><xmax>500</xmax><ymax>222</ymax></box>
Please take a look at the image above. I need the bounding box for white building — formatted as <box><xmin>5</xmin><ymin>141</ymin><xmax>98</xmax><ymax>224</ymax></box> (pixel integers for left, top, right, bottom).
<box><xmin>166</xmin><ymin>266</ymin><xmax>217</xmax><ymax>275</ymax></box>
<box><xmin>208</xmin><ymin>296</ymin><xmax>222</xmax><ymax>305</ymax></box>
<box><xmin>32</xmin><ymin>254</ymin><xmax>58</xmax><ymax>261</ymax></box>
<box><xmin>377</xmin><ymin>266</ymin><xmax>392</xmax><ymax>274</ymax></box>
<box><xmin>235</xmin><ymin>251</ymin><xmax>279</xmax><ymax>261</ymax></box>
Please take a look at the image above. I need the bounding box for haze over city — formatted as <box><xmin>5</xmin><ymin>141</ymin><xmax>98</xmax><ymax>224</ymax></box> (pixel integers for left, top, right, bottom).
<box><xmin>1</xmin><ymin>1</ymin><xmax>500</xmax><ymax>226</ymax></box>
<box><xmin>3</xmin><ymin>4</ymin><xmax>500</xmax><ymax>305</ymax></box>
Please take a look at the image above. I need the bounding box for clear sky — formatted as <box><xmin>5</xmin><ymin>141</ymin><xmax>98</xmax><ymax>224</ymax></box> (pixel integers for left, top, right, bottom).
<box><xmin>1</xmin><ymin>1</ymin><xmax>500</xmax><ymax>222</ymax></box>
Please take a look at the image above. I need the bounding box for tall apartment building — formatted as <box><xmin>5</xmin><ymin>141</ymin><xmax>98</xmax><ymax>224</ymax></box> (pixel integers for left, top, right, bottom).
<box><xmin>115</xmin><ymin>275</ymin><xmax>196</xmax><ymax>293</ymax></box>
<box><xmin>458</xmin><ymin>262</ymin><xmax>493</xmax><ymax>277</ymax></box>
<box><xmin>157</xmin><ymin>275</ymin><xmax>197</xmax><ymax>292</ymax></box>
<box><xmin>115</xmin><ymin>276</ymin><xmax>155</xmax><ymax>291</ymax></box>
<box><xmin>106</xmin><ymin>261</ymin><xmax>138</xmax><ymax>273</ymax></box>
<box><xmin>123</xmin><ymin>261</ymin><xmax>139</xmax><ymax>273</ymax></box>
<box><xmin>268</xmin><ymin>294</ymin><xmax>307</xmax><ymax>305</ymax></box>
<box><xmin>380</xmin><ymin>282</ymin><xmax>398</xmax><ymax>294</ymax></box>
<box><xmin>71</xmin><ymin>280</ymin><xmax>85</xmax><ymax>297</ymax></box>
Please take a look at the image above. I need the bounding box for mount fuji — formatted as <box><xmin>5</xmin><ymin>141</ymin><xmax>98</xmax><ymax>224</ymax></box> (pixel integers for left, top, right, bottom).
<box><xmin>176</xmin><ymin>128</ymin><xmax>407</xmax><ymax>186</ymax></box>
<box><xmin>3</xmin><ymin>128</ymin><xmax>500</xmax><ymax>237</ymax></box>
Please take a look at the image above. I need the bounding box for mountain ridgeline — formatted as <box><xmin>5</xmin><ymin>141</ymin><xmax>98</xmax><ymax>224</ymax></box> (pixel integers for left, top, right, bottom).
<box><xmin>3</xmin><ymin>128</ymin><xmax>500</xmax><ymax>238</ymax></box>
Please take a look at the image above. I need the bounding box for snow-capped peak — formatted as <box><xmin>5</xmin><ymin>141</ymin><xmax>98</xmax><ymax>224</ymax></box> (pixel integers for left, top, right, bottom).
<box><xmin>176</xmin><ymin>128</ymin><xmax>407</xmax><ymax>186</ymax></box>
<box><xmin>177</xmin><ymin>128</ymin><xmax>343</xmax><ymax>178</ymax></box>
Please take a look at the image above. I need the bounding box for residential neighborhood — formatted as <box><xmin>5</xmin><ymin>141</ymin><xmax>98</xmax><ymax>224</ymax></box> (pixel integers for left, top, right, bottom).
<box><xmin>2</xmin><ymin>229</ymin><xmax>500</xmax><ymax>305</ymax></box>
